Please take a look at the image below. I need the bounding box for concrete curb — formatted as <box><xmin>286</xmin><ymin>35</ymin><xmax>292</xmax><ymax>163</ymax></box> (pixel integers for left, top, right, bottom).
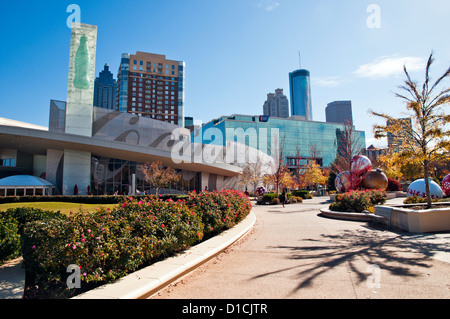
<box><xmin>73</xmin><ymin>211</ymin><xmax>256</xmax><ymax>299</ymax></box>
<box><xmin>319</xmin><ymin>208</ymin><xmax>377</xmax><ymax>222</ymax></box>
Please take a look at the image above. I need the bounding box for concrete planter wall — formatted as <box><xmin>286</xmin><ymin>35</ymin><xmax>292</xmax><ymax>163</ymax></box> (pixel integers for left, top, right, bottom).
<box><xmin>319</xmin><ymin>208</ymin><xmax>375</xmax><ymax>222</ymax></box>
<box><xmin>374</xmin><ymin>203</ymin><xmax>450</xmax><ymax>233</ymax></box>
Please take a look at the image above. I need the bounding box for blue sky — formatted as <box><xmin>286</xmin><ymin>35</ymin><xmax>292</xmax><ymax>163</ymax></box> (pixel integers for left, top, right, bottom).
<box><xmin>1</xmin><ymin>0</ymin><xmax>450</xmax><ymax>148</ymax></box>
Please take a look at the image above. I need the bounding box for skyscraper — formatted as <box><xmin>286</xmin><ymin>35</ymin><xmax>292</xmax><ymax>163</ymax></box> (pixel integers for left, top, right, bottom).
<box><xmin>289</xmin><ymin>69</ymin><xmax>312</xmax><ymax>121</ymax></box>
<box><xmin>325</xmin><ymin>101</ymin><xmax>353</xmax><ymax>124</ymax></box>
<box><xmin>263</xmin><ymin>88</ymin><xmax>289</xmax><ymax>118</ymax></box>
<box><xmin>93</xmin><ymin>64</ymin><xmax>117</xmax><ymax>110</ymax></box>
<box><xmin>117</xmin><ymin>51</ymin><xmax>185</xmax><ymax>126</ymax></box>
<box><xmin>387</xmin><ymin>117</ymin><xmax>412</xmax><ymax>151</ymax></box>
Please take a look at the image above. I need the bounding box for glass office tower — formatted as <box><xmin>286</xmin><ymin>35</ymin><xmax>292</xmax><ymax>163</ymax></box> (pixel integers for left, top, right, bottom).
<box><xmin>94</xmin><ymin>64</ymin><xmax>118</xmax><ymax>110</ymax></box>
<box><xmin>289</xmin><ymin>69</ymin><xmax>312</xmax><ymax>121</ymax></box>
<box><xmin>198</xmin><ymin>114</ymin><xmax>366</xmax><ymax>168</ymax></box>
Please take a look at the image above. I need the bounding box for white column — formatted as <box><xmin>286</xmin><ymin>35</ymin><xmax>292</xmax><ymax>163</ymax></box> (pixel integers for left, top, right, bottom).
<box><xmin>65</xmin><ymin>23</ymin><xmax>97</xmax><ymax>137</ymax></box>
<box><xmin>63</xmin><ymin>149</ymin><xmax>91</xmax><ymax>195</ymax></box>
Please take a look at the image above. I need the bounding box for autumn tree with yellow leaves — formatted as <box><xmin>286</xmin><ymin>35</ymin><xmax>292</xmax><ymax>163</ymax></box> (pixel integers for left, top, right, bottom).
<box><xmin>141</xmin><ymin>160</ymin><xmax>181</xmax><ymax>196</ymax></box>
<box><xmin>371</xmin><ymin>52</ymin><xmax>450</xmax><ymax>208</ymax></box>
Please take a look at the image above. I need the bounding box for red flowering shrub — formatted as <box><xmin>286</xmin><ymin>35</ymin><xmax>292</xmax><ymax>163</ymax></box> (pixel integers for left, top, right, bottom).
<box><xmin>329</xmin><ymin>189</ymin><xmax>387</xmax><ymax>213</ymax></box>
<box><xmin>21</xmin><ymin>190</ymin><xmax>252</xmax><ymax>297</ymax></box>
<box><xmin>186</xmin><ymin>190</ymin><xmax>252</xmax><ymax>239</ymax></box>
<box><xmin>387</xmin><ymin>178</ymin><xmax>402</xmax><ymax>192</ymax></box>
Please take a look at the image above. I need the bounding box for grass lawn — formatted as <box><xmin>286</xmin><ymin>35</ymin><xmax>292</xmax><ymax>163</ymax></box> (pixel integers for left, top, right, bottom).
<box><xmin>0</xmin><ymin>202</ymin><xmax>118</xmax><ymax>216</ymax></box>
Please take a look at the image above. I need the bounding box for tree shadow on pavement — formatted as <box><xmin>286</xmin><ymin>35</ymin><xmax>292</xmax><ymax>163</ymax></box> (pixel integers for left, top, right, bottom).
<box><xmin>249</xmin><ymin>227</ymin><xmax>450</xmax><ymax>294</ymax></box>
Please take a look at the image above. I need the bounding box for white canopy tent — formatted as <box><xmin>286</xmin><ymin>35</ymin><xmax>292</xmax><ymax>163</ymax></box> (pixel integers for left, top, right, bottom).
<box><xmin>0</xmin><ymin>175</ymin><xmax>55</xmax><ymax>196</ymax></box>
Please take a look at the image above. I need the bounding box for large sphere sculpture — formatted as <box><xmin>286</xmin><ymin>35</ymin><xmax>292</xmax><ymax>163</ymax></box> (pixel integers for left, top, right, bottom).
<box><xmin>335</xmin><ymin>171</ymin><xmax>352</xmax><ymax>193</ymax></box>
<box><xmin>351</xmin><ymin>155</ymin><xmax>372</xmax><ymax>178</ymax></box>
<box><xmin>442</xmin><ymin>174</ymin><xmax>450</xmax><ymax>196</ymax></box>
<box><xmin>407</xmin><ymin>178</ymin><xmax>444</xmax><ymax>199</ymax></box>
<box><xmin>362</xmin><ymin>169</ymin><xmax>388</xmax><ymax>190</ymax></box>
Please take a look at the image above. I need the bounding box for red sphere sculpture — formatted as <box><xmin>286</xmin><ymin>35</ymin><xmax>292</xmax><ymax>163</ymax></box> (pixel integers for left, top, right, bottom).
<box><xmin>335</xmin><ymin>171</ymin><xmax>352</xmax><ymax>193</ymax></box>
<box><xmin>442</xmin><ymin>174</ymin><xmax>450</xmax><ymax>196</ymax></box>
<box><xmin>351</xmin><ymin>155</ymin><xmax>372</xmax><ymax>178</ymax></box>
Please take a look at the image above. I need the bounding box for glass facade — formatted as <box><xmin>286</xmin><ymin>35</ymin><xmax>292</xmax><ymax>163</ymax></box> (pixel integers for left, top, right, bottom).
<box><xmin>289</xmin><ymin>69</ymin><xmax>312</xmax><ymax>121</ymax></box>
<box><xmin>94</xmin><ymin>64</ymin><xmax>118</xmax><ymax>110</ymax></box>
<box><xmin>178</xmin><ymin>61</ymin><xmax>185</xmax><ymax>127</ymax></box>
<box><xmin>90</xmin><ymin>156</ymin><xmax>200</xmax><ymax>195</ymax></box>
<box><xmin>198</xmin><ymin>115</ymin><xmax>366</xmax><ymax>167</ymax></box>
<box><xmin>118</xmin><ymin>54</ymin><xmax>130</xmax><ymax>112</ymax></box>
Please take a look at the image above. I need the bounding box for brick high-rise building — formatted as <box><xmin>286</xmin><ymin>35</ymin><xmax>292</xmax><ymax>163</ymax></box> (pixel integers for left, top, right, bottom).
<box><xmin>117</xmin><ymin>51</ymin><xmax>185</xmax><ymax>126</ymax></box>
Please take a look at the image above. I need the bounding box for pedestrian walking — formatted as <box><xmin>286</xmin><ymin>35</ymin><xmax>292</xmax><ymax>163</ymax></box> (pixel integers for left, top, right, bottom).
<box><xmin>281</xmin><ymin>189</ymin><xmax>286</xmax><ymax>207</ymax></box>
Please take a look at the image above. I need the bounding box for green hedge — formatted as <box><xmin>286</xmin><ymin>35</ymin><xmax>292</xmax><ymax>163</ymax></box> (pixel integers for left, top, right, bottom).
<box><xmin>291</xmin><ymin>190</ymin><xmax>313</xmax><ymax>199</ymax></box>
<box><xmin>1</xmin><ymin>208</ymin><xmax>66</xmax><ymax>263</ymax></box>
<box><xmin>259</xmin><ymin>191</ymin><xmax>311</xmax><ymax>204</ymax></box>
<box><xmin>0</xmin><ymin>216</ymin><xmax>21</xmax><ymax>263</ymax></box>
<box><xmin>0</xmin><ymin>194</ymin><xmax>189</xmax><ymax>205</ymax></box>
<box><xmin>20</xmin><ymin>190</ymin><xmax>251</xmax><ymax>298</ymax></box>
<box><xmin>1</xmin><ymin>207</ymin><xmax>66</xmax><ymax>234</ymax></box>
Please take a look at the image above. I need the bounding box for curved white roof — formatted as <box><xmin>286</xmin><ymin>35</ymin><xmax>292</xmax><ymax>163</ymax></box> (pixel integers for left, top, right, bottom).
<box><xmin>0</xmin><ymin>117</ymin><xmax>48</xmax><ymax>131</ymax></box>
<box><xmin>0</xmin><ymin>175</ymin><xmax>54</xmax><ymax>187</ymax></box>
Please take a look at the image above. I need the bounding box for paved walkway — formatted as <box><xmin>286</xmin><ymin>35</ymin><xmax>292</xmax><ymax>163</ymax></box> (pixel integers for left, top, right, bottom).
<box><xmin>152</xmin><ymin>197</ymin><xmax>450</xmax><ymax>299</ymax></box>
<box><xmin>0</xmin><ymin>257</ymin><xmax>24</xmax><ymax>299</ymax></box>
<box><xmin>1</xmin><ymin>196</ymin><xmax>450</xmax><ymax>299</ymax></box>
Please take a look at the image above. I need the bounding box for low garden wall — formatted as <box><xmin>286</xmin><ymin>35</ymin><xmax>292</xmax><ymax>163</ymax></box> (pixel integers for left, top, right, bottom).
<box><xmin>374</xmin><ymin>203</ymin><xmax>450</xmax><ymax>233</ymax></box>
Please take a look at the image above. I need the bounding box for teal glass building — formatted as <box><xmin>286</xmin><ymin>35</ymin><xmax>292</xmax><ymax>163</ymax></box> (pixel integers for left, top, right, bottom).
<box><xmin>196</xmin><ymin>115</ymin><xmax>366</xmax><ymax>168</ymax></box>
<box><xmin>289</xmin><ymin>69</ymin><xmax>312</xmax><ymax>121</ymax></box>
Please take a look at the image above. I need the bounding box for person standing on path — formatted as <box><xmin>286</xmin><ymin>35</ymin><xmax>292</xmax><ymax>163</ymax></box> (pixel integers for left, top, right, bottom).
<box><xmin>281</xmin><ymin>189</ymin><xmax>286</xmax><ymax>207</ymax></box>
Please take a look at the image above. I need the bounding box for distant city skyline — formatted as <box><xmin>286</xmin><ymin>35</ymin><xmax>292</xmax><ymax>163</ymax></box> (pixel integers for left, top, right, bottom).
<box><xmin>1</xmin><ymin>1</ymin><xmax>450</xmax><ymax>149</ymax></box>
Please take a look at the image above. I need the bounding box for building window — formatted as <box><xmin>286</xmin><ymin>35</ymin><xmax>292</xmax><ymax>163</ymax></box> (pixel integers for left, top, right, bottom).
<box><xmin>0</xmin><ymin>158</ymin><xmax>16</xmax><ymax>167</ymax></box>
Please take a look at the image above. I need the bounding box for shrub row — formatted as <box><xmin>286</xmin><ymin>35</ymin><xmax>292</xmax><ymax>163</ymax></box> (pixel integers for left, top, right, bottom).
<box><xmin>0</xmin><ymin>194</ymin><xmax>189</xmax><ymax>205</ymax></box>
<box><xmin>0</xmin><ymin>208</ymin><xmax>67</xmax><ymax>263</ymax></box>
<box><xmin>402</xmin><ymin>195</ymin><xmax>444</xmax><ymax>204</ymax></box>
<box><xmin>20</xmin><ymin>190</ymin><xmax>251</xmax><ymax>297</ymax></box>
<box><xmin>259</xmin><ymin>191</ymin><xmax>311</xmax><ymax>204</ymax></box>
<box><xmin>291</xmin><ymin>190</ymin><xmax>313</xmax><ymax>199</ymax></box>
<box><xmin>329</xmin><ymin>189</ymin><xmax>387</xmax><ymax>213</ymax></box>
<box><xmin>186</xmin><ymin>190</ymin><xmax>252</xmax><ymax>239</ymax></box>
<box><xmin>0</xmin><ymin>216</ymin><xmax>21</xmax><ymax>263</ymax></box>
